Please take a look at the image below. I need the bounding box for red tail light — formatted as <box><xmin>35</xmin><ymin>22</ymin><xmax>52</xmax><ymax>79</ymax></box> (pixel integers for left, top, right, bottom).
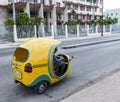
<box><xmin>24</xmin><ymin>63</ymin><xmax>32</xmax><ymax>72</ymax></box>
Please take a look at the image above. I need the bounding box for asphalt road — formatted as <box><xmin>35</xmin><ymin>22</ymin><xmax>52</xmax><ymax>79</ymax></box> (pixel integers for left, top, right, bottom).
<box><xmin>1</xmin><ymin>41</ymin><xmax>120</xmax><ymax>102</ymax></box>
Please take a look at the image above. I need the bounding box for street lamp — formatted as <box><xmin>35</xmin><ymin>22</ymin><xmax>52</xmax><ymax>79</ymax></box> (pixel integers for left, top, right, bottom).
<box><xmin>101</xmin><ymin>0</ymin><xmax>104</xmax><ymax>36</ymax></box>
<box><xmin>12</xmin><ymin>0</ymin><xmax>16</xmax><ymax>24</ymax></box>
<box><xmin>34</xmin><ymin>0</ymin><xmax>38</xmax><ymax>37</ymax></box>
<box><xmin>34</xmin><ymin>0</ymin><xmax>36</xmax><ymax>18</ymax></box>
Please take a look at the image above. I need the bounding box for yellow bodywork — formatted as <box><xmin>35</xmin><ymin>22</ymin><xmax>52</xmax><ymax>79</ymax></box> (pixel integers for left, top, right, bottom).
<box><xmin>12</xmin><ymin>38</ymin><xmax>71</xmax><ymax>87</ymax></box>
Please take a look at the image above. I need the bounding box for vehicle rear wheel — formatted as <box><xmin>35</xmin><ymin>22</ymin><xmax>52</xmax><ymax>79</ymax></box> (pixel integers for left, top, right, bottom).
<box><xmin>34</xmin><ymin>81</ymin><xmax>48</xmax><ymax>94</ymax></box>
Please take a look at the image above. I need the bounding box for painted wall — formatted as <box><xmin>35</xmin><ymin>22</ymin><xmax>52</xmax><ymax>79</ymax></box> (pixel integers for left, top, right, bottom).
<box><xmin>0</xmin><ymin>0</ymin><xmax>8</xmax><ymax>5</ymax></box>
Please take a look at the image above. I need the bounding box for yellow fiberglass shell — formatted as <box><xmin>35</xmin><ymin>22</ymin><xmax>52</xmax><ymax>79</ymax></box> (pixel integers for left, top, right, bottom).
<box><xmin>12</xmin><ymin>38</ymin><xmax>71</xmax><ymax>87</ymax></box>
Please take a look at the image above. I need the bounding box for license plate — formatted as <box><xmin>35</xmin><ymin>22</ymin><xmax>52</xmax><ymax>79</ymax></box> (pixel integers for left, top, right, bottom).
<box><xmin>13</xmin><ymin>68</ymin><xmax>22</xmax><ymax>80</ymax></box>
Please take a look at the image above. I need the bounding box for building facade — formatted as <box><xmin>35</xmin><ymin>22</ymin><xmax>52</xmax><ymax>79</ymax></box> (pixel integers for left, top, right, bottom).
<box><xmin>104</xmin><ymin>8</ymin><xmax>120</xmax><ymax>23</ymax></box>
<box><xmin>104</xmin><ymin>8</ymin><xmax>120</xmax><ymax>33</ymax></box>
<box><xmin>0</xmin><ymin>0</ymin><xmax>104</xmax><ymax>40</ymax></box>
<box><xmin>0</xmin><ymin>0</ymin><xmax>103</xmax><ymax>25</ymax></box>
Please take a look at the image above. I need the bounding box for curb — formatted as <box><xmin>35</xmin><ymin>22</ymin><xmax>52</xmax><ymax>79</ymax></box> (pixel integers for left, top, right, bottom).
<box><xmin>61</xmin><ymin>38</ymin><xmax>120</xmax><ymax>49</ymax></box>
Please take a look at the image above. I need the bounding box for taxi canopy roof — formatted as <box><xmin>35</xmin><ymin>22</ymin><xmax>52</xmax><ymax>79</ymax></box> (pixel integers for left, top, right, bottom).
<box><xmin>19</xmin><ymin>38</ymin><xmax>60</xmax><ymax>50</ymax></box>
<box><xmin>18</xmin><ymin>38</ymin><xmax>60</xmax><ymax>63</ymax></box>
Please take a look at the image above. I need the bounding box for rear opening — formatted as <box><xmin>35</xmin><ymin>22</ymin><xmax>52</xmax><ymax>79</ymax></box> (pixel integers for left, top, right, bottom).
<box><xmin>13</xmin><ymin>47</ymin><xmax>29</xmax><ymax>62</ymax></box>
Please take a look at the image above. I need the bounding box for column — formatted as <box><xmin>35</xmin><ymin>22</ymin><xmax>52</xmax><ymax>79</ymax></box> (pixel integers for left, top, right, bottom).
<box><xmin>39</xmin><ymin>2</ymin><xmax>45</xmax><ymax>37</ymax></box>
<box><xmin>65</xmin><ymin>25</ymin><xmax>68</xmax><ymax>38</ymax></box>
<box><xmin>110</xmin><ymin>25</ymin><xmax>112</xmax><ymax>34</ymax></box>
<box><xmin>63</xmin><ymin>6</ymin><xmax>68</xmax><ymax>24</ymax></box>
<box><xmin>87</xmin><ymin>24</ymin><xmax>89</xmax><ymax>35</ymax></box>
<box><xmin>77</xmin><ymin>25</ymin><xmax>80</xmax><ymax>37</ymax></box>
<box><xmin>24</xmin><ymin>2</ymin><xmax>30</xmax><ymax>17</ymax></box>
<box><xmin>51</xmin><ymin>25</ymin><xmax>54</xmax><ymax>38</ymax></box>
<box><xmin>103</xmin><ymin>25</ymin><xmax>105</xmax><ymax>33</ymax></box>
<box><xmin>95</xmin><ymin>25</ymin><xmax>98</xmax><ymax>34</ymax></box>
<box><xmin>47</xmin><ymin>12</ymin><xmax>51</xmax><ymax>32</ymax></box>
<box><xmin>45</xmin><ymin>0</ymin><xmax>49</xmax><ymax>5</ymax></box>
<box><xmin>34</xmin><ymin>25</ymin><xmax>37</xmax><ymax>38</ymax></box>
<box><xmin>13</xmin><ymin>25</ymin><xmax>17</xmax><ymax>41</ymax></box>
<box><xmin>51</xmin><ymin>4</ymin><xmax>57</xmax><ymax>36</ymax></box>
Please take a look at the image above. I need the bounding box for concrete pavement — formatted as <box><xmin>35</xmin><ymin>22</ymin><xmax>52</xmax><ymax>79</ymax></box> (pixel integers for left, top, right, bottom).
<box><xmin>60</xmin><ymin>70</ymin><xmax>120</xmax><ymax>102</ymax></box>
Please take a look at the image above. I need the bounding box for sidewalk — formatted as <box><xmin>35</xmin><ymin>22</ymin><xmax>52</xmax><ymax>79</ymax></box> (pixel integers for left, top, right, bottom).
<box><xmin>1</xmin><ymin>33</ymin><xmax>120</xmax><ymax>49</ymax></box>
<box><xmin>60</xmin><ymin>71</ymin><xmax>120</xmax><ymax>102</ymax></box>
<box><xmin>0</xmin><ymin>42</ymin><xmax>20</xmax><ymax>49</ymax></box>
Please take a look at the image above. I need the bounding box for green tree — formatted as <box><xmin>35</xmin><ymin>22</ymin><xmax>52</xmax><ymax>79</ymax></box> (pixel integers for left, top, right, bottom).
<box><xmin>64</xmin><ymin>20</ymin><xmax>77</xmax><ymax>25</ymax></box>
<box><xmin>4</xmin><ymin>18</ymin><xmax>14</xmax><ymax>26</ymax></box>
<box><xmin>4</xmin><ymin>18</ymin><xmax>14</xmax><ymax>42</ymax></box>
<box><xmin>29</xmin><ymin>16</ymin><xmax>44</xmax><ymax>25</ymax></box>
<box><xmin>91</xmin><ymin>16</ymin><xmax>118</xmax><ymax>26</ymax></box>
<box><xmin>112</xmin><ymin>17</ymin><xmax>118</xmax><ymax>24</ymax></box>
<box><xmin>16</xmin><ymin>12</ymin><xmax>30</xmax><ymax>25</ymax></box>
<box><xmin>103</xmin><ymin>16</ymin><xmax>118</xmax><ymax>25</ymax></box>
<box><xmin>35</xmin><ymin>16</ymin><xmax>44</xmax><ymax>25</ymax></box>
<box><xmin>90</xmin><ymin>19</ymin><xmax>99</xmax><ymax>25</ymax></box>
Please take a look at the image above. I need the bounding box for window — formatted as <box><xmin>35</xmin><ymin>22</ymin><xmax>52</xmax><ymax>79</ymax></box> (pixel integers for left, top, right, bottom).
<box><xmin>80</xmin><ymin>6</ymin><xmax>85</xmax><ymax>11</ymax></box>
<box><xmin>116</xmin><ymin>13</ymin><xmax>118</xmax><ymax>15</ymax></box>
<box><xmin>107</xmin><ymin>14</ymin><xmax>109</xmax><ymax>16</ymax></box>
<box><xmin>87</xmin><ymin>0</ymin><xmax>90</xmax><ymax>2</ymax></box>
<box><xmin>83</xmin><ymin>15</ymin><xmax>85</xmax><ymax>20</ymax></box>
<box><xmin>87</xmin><ymin>7</ymin><xmax>91</xmax><ymax>11</ymax></box>
<box><xmin>95</xmin><ymin>8</ymin><xmax>97</xmax><ymax>12</ymax></box>
<box><xmin>56</xmin><ymin>2</ymin><xmax>60</xmax><ymax>7</ymax></box>
<box><xmin>80</xmin><ymin>0</ymin><xmax>85</xmax><ymax>1</ymax></box>
<box><xmin>66</xmin><ymin>4</ymin><xmax>71</xmax><ymax>9</ymax></box>
<box><xmin>57</xmin><ymin>14</ymin><xmax>61</xmax><ymax>20</ymax></box>
<box><xmin>73</xmin><ymin>5</ymin><xmax>78</xmax><ymax>10</ymax></box>
<box><xmin>8</xmin><ymin>10</ymin><xmax>12</xmax><ymax>17</ymax></box>
<box><xmin>111</xmin><ymin>13</ymin><xmax>113</xmax><ymax>16</ymax></box>
<box><xmin>68</xmin><ymin>15</ymin><xmax>71</xmax><ymax>20</ymax></box>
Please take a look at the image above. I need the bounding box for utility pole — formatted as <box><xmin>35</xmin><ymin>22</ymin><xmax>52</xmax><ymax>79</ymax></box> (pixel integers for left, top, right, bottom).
<box><xmin>34</xmin><ymin>0</ymin><xmax>36</xmax><ymax>18</ymax></box>
<box><xmin>12</xmin><ymin>0</ymin><xmax>16</xmax><ymax>24</ymax></box>
<box><xmin>101</xmin><ymin>0</ymin><xmax>104</xmax><ymax>36</ymax></box>
<box><xmin>92</xmin><ymin>0</ymin><xmax>95</xmax><ymax>20</ymax></box>
<box><xmin>34</xmin><ymin>0</ymin><xmax>38</xmax><ymax>37</ymax></box>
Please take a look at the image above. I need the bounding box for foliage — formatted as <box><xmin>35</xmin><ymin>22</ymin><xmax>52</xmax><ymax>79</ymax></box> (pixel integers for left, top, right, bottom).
<box><xmin>4</xmin><ymin>18</ymin><xmax>14</xmax><ymax>26</ymax></box>
<box><xmin>28</xmin><ymin>16</ymin><xmax>44</xmax><ymax>25</ymax></box>
<box><xmin>35</xmin><ymin>16</ymin><xmax>44</xmax><ymax>25</ymax></box>
<box><xmin>76</xmin><ymin>19</ymin><xmax>82</xmax><ymax>25</ymax></box>
<box><xmin>112</xmin><ymin>17</ymin><xmax>118</xmax><ymax>24</ymax></box>
<box><xmin>90</xmin><ymin>19</ymin><xmax>99</xmax><ymax>25</ymax></box>
<box><xmin>90</xmin><ymin>16</ymin><xmax>118</xmax><ymax>26</ymax></box>
<box><xmin>4</xmin><ymin>12</ymin><xmax>44</xmax><ymax>26</ymax></box>
<box><xmin>71</xmin><ymin>9</ymin><xmax>76</xmax><ymax>14</ymax></box>
<box><xmin>16</xmin><ymin>12</ymin><xmax>30</xmax><ymax>25</ymax></box>
<box><xmin>64</xmin><ymin>20</ymin><xmax>77</xmax><ymax>25</ymax></box>
<box><xmin>29</xmin><ymin>18</ymin><xmax>35</xmax><ymax>25</ymax></box>
<box><xmin>104</xmin><ymin>16</ymin><xmax>113</xmax><ymax>25</ymax></box>
<box><xmin>4</xmin><ymin>12</ymin><xmax>44</xmax><ymax>42</ymax></box>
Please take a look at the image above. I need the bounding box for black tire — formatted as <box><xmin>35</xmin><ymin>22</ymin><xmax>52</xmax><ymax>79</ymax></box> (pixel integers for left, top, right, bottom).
<box><xmin>34</xmin><ymin>81</ymin><xmax>48</xmax><ymax>94</ymax></box>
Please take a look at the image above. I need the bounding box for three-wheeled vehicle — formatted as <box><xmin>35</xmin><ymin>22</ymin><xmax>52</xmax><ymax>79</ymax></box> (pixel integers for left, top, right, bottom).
<box><xmin>12</xmin><ymin>38</ymin><xmax>72</xmax><ymax>94</ymax></box>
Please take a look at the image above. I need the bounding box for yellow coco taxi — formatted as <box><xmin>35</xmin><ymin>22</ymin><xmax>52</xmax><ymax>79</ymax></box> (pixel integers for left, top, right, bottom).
<box><xmin>12</xmin><ymin>38</ymin><xmax>72</xmax><ymax>94</ymax></box>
